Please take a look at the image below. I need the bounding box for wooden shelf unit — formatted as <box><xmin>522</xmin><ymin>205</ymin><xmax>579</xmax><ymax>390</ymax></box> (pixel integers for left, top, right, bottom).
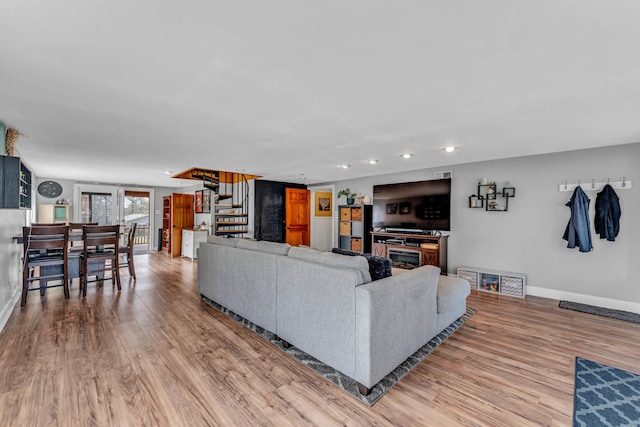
<box><xmin>162</xmin><ymin>196</ymin><xmax>171</xmax><ymax>251</ymax></box>
<box><xmin>371</xmin><ymin>231</ymin><xmax>448</xmax><ymax>273</ymax></box>
<box><xmin>162</xmin><ymin>193</ymin><xmax>194</xmax><ymax>257</ymax></box>
<box><xmin>338</xmin><ymin>205</ymin><xmax>372</xmax><ymax>254</ymax></box>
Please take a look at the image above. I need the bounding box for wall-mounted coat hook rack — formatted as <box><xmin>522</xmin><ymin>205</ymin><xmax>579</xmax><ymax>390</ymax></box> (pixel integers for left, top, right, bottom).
<box><xmin>558</xmin><ymin>178</ymin><xmax>633</xmax><ymax>192</ymax></box>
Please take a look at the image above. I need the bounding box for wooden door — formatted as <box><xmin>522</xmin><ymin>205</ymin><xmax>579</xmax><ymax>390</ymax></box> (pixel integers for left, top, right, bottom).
<box><xmin>285</xmin><ymin>188</ymin><xmax>310</xmax><ymax>246</ymax></box>
<box><xmin>170</xmin><ymin>193</ymin><xmax>194</xmax><ymax>257</ymax></box>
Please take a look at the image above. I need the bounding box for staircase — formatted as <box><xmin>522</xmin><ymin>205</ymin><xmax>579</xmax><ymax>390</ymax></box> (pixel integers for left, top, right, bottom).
<box><xmin>212</xmin><ymin>171</ymin><xmax>250</xmax><ymax>236</ymax></box>
<box><xmin>170</xmin><ymin>167</ymin><xmax>258</xmax><ymax>238</ymax></box>
<box><xmin>191</xmin><ymin>170</ymin><xmax>219</xmax><ymax>192</ymax></box>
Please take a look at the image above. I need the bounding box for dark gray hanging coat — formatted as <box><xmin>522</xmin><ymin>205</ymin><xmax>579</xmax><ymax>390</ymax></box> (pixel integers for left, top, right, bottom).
<box><xmin>563</xmin><ymin>186</ymin><xmax>592</xmax><ymax>252</ymax></box>
<box><xmin>595</xmin><ymin>184</ymin><xmax>621</xmax><ymax>241</ymax></box>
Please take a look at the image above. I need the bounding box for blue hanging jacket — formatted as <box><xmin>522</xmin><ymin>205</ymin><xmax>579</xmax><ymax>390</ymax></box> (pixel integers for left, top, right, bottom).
<box><xmin>563</xmin><ymin>186</ymin><xmax>592</xmax><ymax>252</ymax></box>
<box><xmin>594</xmin><ymin>184</ymin><xmax>621</xmax><ymax>241</ymax></box>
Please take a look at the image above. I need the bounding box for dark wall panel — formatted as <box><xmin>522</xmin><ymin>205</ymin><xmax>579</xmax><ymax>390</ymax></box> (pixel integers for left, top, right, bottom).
<box><xmin>254</xmin><ymin>180</ymin><xmax>306</xmax><ymax>242</ymax></box>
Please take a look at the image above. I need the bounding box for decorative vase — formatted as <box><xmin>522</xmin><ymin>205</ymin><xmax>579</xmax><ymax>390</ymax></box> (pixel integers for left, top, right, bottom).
<box><xmin>363</xmin><ymin>194</ymin><xmax>372</xmax><ymax>204</ymax></box>
<box><xmin>346</xmin><ymin>197</ymin><xmax>355</xmax><ymax>205</ymax></box>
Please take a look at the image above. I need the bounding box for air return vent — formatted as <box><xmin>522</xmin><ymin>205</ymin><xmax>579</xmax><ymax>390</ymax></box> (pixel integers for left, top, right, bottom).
<box><xmin>434</xmin><ymin>171</ymin><xmax>453</xmax><ymax>179</ymax></box>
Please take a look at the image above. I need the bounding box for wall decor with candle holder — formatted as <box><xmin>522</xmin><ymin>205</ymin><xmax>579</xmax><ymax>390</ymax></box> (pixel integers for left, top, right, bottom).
<box><xmin>468</xmin><ymin>180</ymin><xmax>516</xmax><ymax>212</ymax></box>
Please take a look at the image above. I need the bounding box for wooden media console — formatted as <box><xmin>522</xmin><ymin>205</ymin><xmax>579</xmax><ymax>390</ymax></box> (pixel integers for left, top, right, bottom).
<box><xmin>371</xmin><ymin>231</ymin><xmax>448</xmax><ymax>274</ymax></box>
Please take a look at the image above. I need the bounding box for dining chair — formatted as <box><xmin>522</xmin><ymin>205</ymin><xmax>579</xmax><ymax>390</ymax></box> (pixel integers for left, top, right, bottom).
<box><xmin>67</xmin><ymin>222</ymin><xmax>99</xmax><ymax>287</ymax></box>
<box><xmin>21</xmin><ymin>225</ymin><xmax>69</xmax><ymax>306</ymax></box>
<box><xmin>119</xmin><ymin>223</ymin><xmax>137</xmax><ymax>280</ymax></box>
<box><xmin>79</xmin><ymin>225</ymin><xmax>121</xmax><ymax>297</ymax></box>
<box><xmin>69</xmin><ymin>222</ymin><xmax>98</xmax><ymax>251</ymax></box>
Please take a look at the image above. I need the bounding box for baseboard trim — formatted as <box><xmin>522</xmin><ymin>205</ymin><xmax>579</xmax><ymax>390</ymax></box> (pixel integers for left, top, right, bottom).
<box><xmin>527</xmin><ymin>286</ymin><xmax>640</xmax><ymax>315</ymax></box>
<box><xmin>447</xmin><ymin>272</ymin><xmax>640</xmax><ymax>315</ymax></box>
<box><xmin>0</xmin><ymin>287</ymin><xmax>20</xmax><ymax>333</ymax></box>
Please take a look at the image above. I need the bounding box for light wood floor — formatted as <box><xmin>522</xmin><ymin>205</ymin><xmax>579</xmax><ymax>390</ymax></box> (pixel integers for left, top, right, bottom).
<box><xmin>1</xmin><ymin>252</ymin><xmax>639</xmax><ymax>426</ymax></box>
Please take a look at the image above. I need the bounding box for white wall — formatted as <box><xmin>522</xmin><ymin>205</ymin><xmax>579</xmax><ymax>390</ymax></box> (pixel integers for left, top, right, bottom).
<box><xmin>0</xmin><ymin>209</ymin><xmax>28</xmax><ymax>331</ymax></box>
<box><xmin>309</xmin><ymin>185</ymin><xmax>335</xmax><ymax>251</ymax></box>
<box><xmin>325</xmin><ymin>143</ymin><xmax>640</xmax><ymax>311</ymax></box>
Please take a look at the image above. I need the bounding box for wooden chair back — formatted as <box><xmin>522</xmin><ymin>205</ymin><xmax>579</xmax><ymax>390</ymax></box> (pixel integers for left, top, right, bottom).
<box><xmin>80</xmin><ymin>225</ymin><xmax>121</xmax><ymax>296</ymax></box>
<box><xmin>125</xmin><ymin>223</ymin><xmax>138</xmax><ymax>249</ymax></box>
<box><xmin>82</xmin><ymin>225</ymin><xmax>120</xmax><ymax>253</ymax></box>
<box><xmin>69</xmin><ymin>222</ymin><xmax>98</xmax><ymax>249</ymax></box>
<box><xmin>70</xmin><ymin>222</ymin><xmax>98</xmax><ymax>232</ymax></box>
<box><xmin>23</xmin><ymin>225</ymin><xmax>69</xmax><ymax>254</ymax></box>
<box><xmin>21</xmin><ymin>225</ymin><xmax>70</xmax><ymax>306</ymax></box>
<box><xmin>119</xmin><ymin>223</ymin><xmax>138</xmax><ymax>280</ymax></box>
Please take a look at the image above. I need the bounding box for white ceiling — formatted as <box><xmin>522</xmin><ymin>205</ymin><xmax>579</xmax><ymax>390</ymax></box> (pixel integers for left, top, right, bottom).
<box><xmin>1</xmin><ymin>1</ymin><xmax>639</xmax><ymax>187</ymax></box>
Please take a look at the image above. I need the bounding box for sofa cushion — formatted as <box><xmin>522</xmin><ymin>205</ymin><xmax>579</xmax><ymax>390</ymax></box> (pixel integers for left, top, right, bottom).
<box><xmin>436</xmin><ymin>275</ymin><xmax>471</xmax><ymax>313</ymax></box>
<box><xmin>288</xmin><ymin>246</ymin><xmax>372</xmax><ymax>284</ymax></box>
<box><xmin>331</xmin><ymin>247</ymin><xmax>392</xmax><ymax>281</ymax></box>
<box><xmin>206</xmin><ymin>235</ymin><xmax>239</xmax><ymax>247</ymax></box>
<box><xmin>236</xmin><ymin>239</ymin><xmax>291</xmax><ymax>255</ymax></box>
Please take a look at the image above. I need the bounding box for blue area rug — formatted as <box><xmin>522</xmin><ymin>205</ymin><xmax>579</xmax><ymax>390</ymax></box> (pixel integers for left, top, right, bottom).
<box><xmin>574</xmin><ymin>357</ymin><xmax>640</xmax><ymax>426</ymax></box>
<box><xmin>202</xmin><ymin>295</ymin><xmax>476</xmax><ymax>406</ymax></box>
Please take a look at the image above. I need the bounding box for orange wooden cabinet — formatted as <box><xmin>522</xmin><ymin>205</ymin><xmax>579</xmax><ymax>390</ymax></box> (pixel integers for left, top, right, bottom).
<box><xmin>162</xmin><ymin>193</ymin><xmax>194</xmax><ymax>257</ymax></box>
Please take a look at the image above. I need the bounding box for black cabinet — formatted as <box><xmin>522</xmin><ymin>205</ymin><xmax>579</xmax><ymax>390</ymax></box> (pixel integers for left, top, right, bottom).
<box><xmin>254</xmin><ymin>180</ymin><xmax>306</xmax><ymax>242</ymax></box>
<box><xmin>0</xmin><ymin>155</ymin><xmax>31</xmax><ymax>209</ymax></box>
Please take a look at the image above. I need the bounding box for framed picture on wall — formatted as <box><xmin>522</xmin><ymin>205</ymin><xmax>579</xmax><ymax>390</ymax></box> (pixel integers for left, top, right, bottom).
<box><xmin>202</xmin><ymin>189</ymin><xmax>211</xmax><ymax>213</ymax></box>
<box><xmin>314</xmin><ymin>191</ymin><xmax>332</xmax><ymax>217</ymax></box>
<box><xmin>195</xmin><ymin>190</ymin><xmax>203</xmax><ymax>213</ymax></box>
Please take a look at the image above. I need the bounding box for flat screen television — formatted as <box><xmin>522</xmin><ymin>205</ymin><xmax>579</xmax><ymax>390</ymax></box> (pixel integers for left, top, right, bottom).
<box><xmin>372</xmin><ymin>178</ymin><xmax>451</xmax><ymax>232</ymax></box>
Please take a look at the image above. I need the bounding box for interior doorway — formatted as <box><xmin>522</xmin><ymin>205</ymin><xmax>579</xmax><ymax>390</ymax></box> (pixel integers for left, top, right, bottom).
<box><xmin>123</xmin><ymin>190</ymin><xmax>151</xmax><ymax>253</ymax></box>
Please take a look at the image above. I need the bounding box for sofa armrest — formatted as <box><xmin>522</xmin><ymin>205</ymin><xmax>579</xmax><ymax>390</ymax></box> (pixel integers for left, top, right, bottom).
<box><xmin>354</xmin><ymin>265</ymin><xmax>441</xmax><ymax>388</ymax></box>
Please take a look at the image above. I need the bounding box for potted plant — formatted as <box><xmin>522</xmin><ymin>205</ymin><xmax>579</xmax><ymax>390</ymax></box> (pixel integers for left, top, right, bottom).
<box><xmin>338</xmin><ymin>188</ymin><xmax>357</xmax><ymax>205</ymax></box>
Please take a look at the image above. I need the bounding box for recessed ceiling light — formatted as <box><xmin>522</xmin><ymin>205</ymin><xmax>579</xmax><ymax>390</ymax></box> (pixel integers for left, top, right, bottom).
<box><xmin>443</xmin><ymin>146</ymin><xmax>456</xmax><ymax>153</ymax></box>
<box><xmin>368</xmin><ymin>159</ymin><xmax>379</xmax><ymax>164</ymax></box>
<box><xmin>164</xmin><ymin>170</ymin><xmax>173</xmax><ymax>175</ymax></box>
<box><xmin>401</xmin><ymin>153</ymin><xmax>414</xmax><ymax>159</ymax></box>
<box><xmin>341</xmin><ymin>164</ymin><xmax>351</xmax><ymax>169</ymax></box>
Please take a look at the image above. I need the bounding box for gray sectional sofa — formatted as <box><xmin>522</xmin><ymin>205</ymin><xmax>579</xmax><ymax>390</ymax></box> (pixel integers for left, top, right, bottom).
<box><xmin>197</xmin><ymin>236</ymin><xmax>470</xmax><ymax>395</ymax></box>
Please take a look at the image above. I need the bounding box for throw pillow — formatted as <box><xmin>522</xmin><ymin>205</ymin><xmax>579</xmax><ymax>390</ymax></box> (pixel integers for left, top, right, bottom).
<box><xmin>331</xmin><ymin>248</ymin><xmax>392</xmax><ymax>281</ymax></box>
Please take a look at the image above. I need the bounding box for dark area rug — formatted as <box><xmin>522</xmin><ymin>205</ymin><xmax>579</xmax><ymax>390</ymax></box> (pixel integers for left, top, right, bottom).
<box><xmin>574</xmin><ymin>357</ymin><xmax>640</xmax><ymax>426</ymax></box>
<box><xmin>202</xmin><ymin>295</ymin><xmax>476</xmax><ymax>406</ymax></box>
<box><xmin>559</xmin><ymin>300</ymin><xmax>640</xmax><ymax>323</ymax></box>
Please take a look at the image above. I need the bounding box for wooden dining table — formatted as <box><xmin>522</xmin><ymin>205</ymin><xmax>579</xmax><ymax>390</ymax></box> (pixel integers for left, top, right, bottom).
<box><xmin>13</xmin><ymin>229</ymin><xmax>83</xmax><ymax>244</ymax></box>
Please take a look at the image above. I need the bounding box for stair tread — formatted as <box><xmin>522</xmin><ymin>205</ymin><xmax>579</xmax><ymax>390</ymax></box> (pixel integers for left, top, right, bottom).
<box><xmin>216</xmin><ymin>230</ymin><xmax>248</xmax><ymax>235</ymax></box>
<box><xmin>215</xmin><ymin>203</ymin><xmax>243</xmax><ymax>207</ymax></box>
<box><xmin>216</xmin><ymin>221</ymin><xmax>249</xmax><ymax>225</ymax></box>
<box><xmin>214</xmin><ymin>213</ymin><xmax>248</xmax><ymax>217</ymax></box>
<box><xmin>191</xmin><ymin>173</ymin><xmax>219</xmax><ymax>182</ymax></box>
